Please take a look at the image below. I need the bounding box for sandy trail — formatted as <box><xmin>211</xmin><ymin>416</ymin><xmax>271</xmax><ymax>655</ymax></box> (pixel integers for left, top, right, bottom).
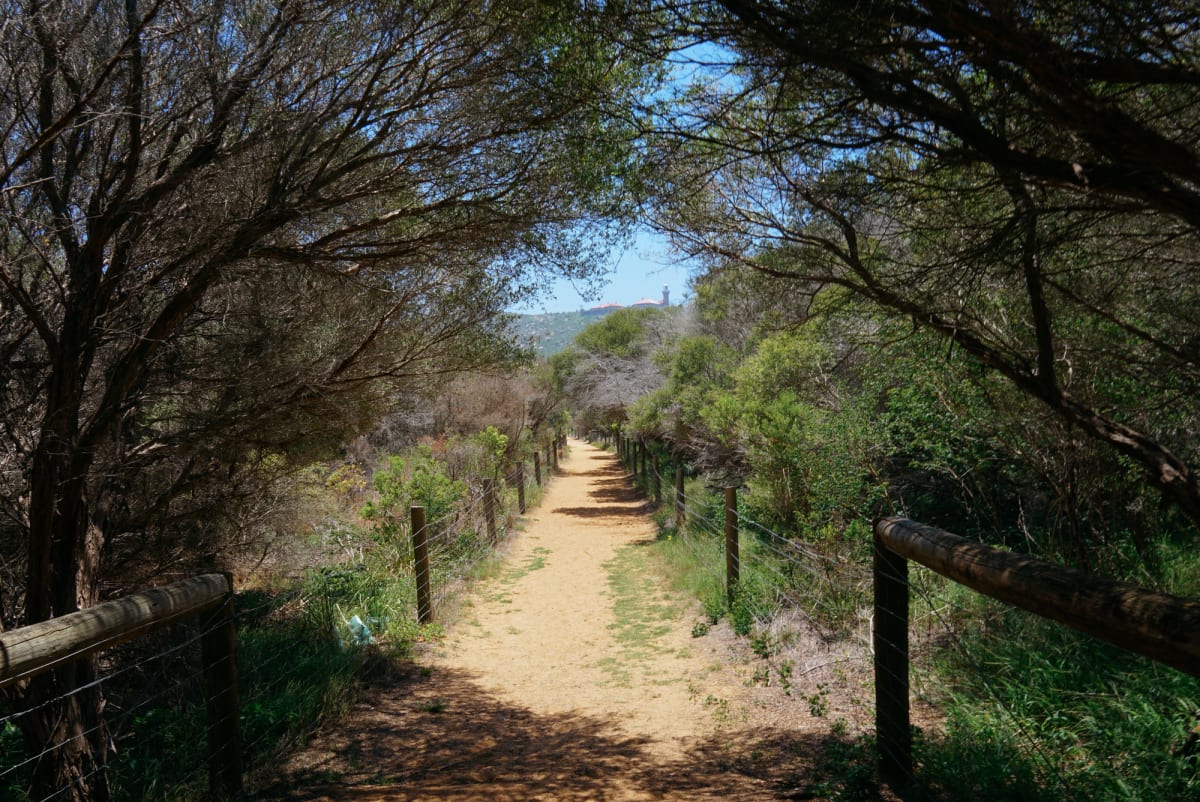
<box><xmin>254</xmin><ymin>440</ymin><xmax>874</xmax><ymax>801</ymax></box>
<box><xmin>428</xmin><ymin>440</ymin><xmax>716</xmax><ymax>754</ymax></box>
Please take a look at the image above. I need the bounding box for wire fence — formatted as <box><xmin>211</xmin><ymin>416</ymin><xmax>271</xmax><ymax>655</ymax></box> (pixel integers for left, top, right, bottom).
<box><xmin>10</xmin><ymin>434</ymin><xmax>1194</xmax><ymax>800</ymax></box>
<box><xmin>1</xmin><ymin>586</ymin><xmax>236</xmax><ymax>802</ymax></box>
<box><xmin>0</xmin><ymin>445</ymin><xmax>562</xmax><ymax>802</ymax></box>
<box><xmin>615</xmin><ymin>433</ymin><xmax>1200</xmax><ymax>799</ymax></box>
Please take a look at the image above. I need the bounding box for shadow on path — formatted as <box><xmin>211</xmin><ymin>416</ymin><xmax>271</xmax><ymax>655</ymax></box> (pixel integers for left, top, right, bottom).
<box><xmin>249</xmin><ymin>664</ymin><xmax>836</xmax><ymax>801</ymax></box>
<box><xmin>551</xmin><ymin>452</ymin><xmax>654</xmax><ymax>519</ymax></box>
<box><xmin>252</xmin><ymin>441</ymin><xmax>889</xmax><ymax>801</ymax></box>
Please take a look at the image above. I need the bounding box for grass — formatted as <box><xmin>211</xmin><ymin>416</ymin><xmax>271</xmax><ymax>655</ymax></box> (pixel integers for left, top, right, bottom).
<box><xmin>590</xmin><ymin>543</ymin><xmax>685</xmax><ymax>686</ymax></box>
<box><xmin>2</xmin><ymin>447</ymin><xmax>545</xmax><ymax>801</ymax></box>
<box><xmin>0</xmin><ymin>513</ymin><xmax>513</xmax><ymax>802</ymax></box>
<box><xmin>0</xmin><ymin>582</ymin><xmax>379</xmax><ymax>802</ymax></box>
<box><xmin>913</xmin><ymin>596</ymin><xmax>1200</xmax><ymax>801</ymax></box>
<box><xmin>646</xmin><ymin>480</ymin><xmax>1200</xmax><ymax>800</ymax></box>
<box><xmin>483</xmin><ymin>547</ymin><xmax>550</xmax><ymax>605</ymax></box>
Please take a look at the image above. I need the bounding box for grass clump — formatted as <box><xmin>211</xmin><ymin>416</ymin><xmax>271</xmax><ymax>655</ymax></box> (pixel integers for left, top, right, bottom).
<box><xmin>916</xmin><ymin>596</ymin><xmax>1200</xmax><ymax>801</ymax></box>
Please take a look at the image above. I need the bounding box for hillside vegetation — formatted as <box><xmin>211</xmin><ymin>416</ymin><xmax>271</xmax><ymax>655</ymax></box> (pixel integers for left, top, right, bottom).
<box><xmin>512</xmin><ymin>312</ymin><xmax>594</xmax><ymax>357</ymax></box>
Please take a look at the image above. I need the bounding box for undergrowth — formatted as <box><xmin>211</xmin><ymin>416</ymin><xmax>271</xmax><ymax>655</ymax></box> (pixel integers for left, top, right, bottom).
<box><xmin>648</xmin><ymin>477</ymin><xmax>1200</xmax><ymax>800</ymax></box>
<box><xmin>914</xmin><ymin>594</ymin><xmax>1200</xmax><ymax>801</ymax></box>
<box><xmin>107</xmin><ymin>563</ymin><xmax>430</xmax><ymax>801</ymax></box>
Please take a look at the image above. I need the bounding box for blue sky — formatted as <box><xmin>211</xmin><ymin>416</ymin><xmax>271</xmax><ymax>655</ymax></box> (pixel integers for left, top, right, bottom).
<box><xmin>514</xmin><ymin>229</ymin><xmax>697</xmax><ymax>315</ymax></box>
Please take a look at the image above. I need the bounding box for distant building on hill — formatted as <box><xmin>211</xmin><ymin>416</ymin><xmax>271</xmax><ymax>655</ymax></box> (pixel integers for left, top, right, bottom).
<box><xmin>582</xmin><ymin>285</ymin><xmax>670</xmax><ymax>316</ymax></box>
<box><xmin>581</xmin><ymin>301</ymin><xmax>626</xmax><ymax>317</ymax></box>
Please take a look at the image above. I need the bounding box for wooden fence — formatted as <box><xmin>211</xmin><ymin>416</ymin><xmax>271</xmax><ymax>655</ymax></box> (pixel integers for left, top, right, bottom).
<box><xmin>0</xmin><ymin>573</ymin><xmax>241</xmax><ymax>799</ymax></box>
<box><xmin>604</xmin><ymin>433</ymin><xmax>1200</xmax><ymax>795</ymax></box>
<box><xmin>873</xmin><ymin>516</ymin><xmax>1200</xmax><ymax>789</ymax></box>
<box><xmin>2</xmin><ymin>441</ymin><xmax>566</xmax><ymax>800</ymax></box>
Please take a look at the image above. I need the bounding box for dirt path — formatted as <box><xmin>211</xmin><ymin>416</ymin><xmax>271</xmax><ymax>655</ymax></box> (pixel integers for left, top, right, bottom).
<box><xmin>254</xmin><ymin>440</ymin><xmax>877</xmax><ymax>801</ymax></box>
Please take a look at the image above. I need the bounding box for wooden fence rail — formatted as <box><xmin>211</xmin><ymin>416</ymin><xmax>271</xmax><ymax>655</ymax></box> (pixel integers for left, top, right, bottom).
<box><xmin>0</xmin><ymin>573</ymin><xmax>241</xmax><ymax>798</ymax></box>
<box><xmin>873</xmin><ymin>516</ymin><xmax>1200</xmax><ymax>789</ymax></box>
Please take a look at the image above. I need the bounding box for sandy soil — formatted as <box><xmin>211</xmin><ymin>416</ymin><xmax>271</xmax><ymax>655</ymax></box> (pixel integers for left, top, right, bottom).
<box><xmin>253</xmin><ymin>440</ymin><xmax>884</xmax><ymax>801</ymax></box>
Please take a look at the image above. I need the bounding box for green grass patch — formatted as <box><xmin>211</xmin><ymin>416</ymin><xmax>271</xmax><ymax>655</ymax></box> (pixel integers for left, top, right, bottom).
<box><xmin>590</xmin><ymin>543</ymin><xmax>685</xmax><ymax>686</ymax></box>
<box><xmin>483</xmin><ymin>548</ymin><xmax>550</xmax><ymax>604</ymax></box>
<box><xmin>916</xmin><ymin>596</ymin><xmax>1200</xmax><ymax>801</ymax></box>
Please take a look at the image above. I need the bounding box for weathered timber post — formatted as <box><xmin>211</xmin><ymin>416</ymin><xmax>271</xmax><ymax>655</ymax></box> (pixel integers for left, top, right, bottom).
<box><xmin>675</xmin><ymin>464</ymin><xmax>685</xmax><ymax>530</ymax></box>
<box><xmin>724</xmin><ymin>487</ymin><xmax>739</xmax><ymax>606</ymax></box>
<box><xmin>201</xmin><ymin>578</ymin><xmax>241</xmax><ymax>801</ymax></box>
<box><xmin>484</xmin><ymin>480</ymin><xmax>498</xmax><ymax>543</ymax></box>
<box><xmin>652</xmin><ymin>454</ymin><xmax>661</xmax><ymax>504</ymax></box>
<box><xmin>873</xmin><ymin>528</ymin><xmax>911</xmax><ymax>790</ymax></box>
<box><xmin>517</xmin><ymin>463</ymin><xmax>526</xmax><ymax>514</ymax></box>
<box><xmin>0</xmin><ymin>574</ymin><xmax>244</xmax><ymax>799</ymax></box>
<box><xmin>876</xmin><ymin>516</ymin><xmax>1200</xmax><ymax>677</ymax></box>
<box><xmin>411</xmin><ymin>506</ymin><xmax>432</xmax><ymax>624</ymax></box>
<box><xmin>533</xmin><ymin>451</ymin><xmax>542</xmax><ymax>486</ymax></box>
<box><xmin>639</xmin><ymin>441</ymin><xmax>648</xmax><ymax>484</ymax></box>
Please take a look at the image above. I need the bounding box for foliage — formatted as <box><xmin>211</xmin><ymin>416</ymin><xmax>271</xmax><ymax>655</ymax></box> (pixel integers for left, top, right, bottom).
<box><xmin>647</xmin><ymin>0</ymin><xmax>1200</xmax><ymax>533</ymax></box>
<box><xmin>918</xmin><ymin>597</ymin><xmax>1200</xmax><ymax>801</ymax></box>
<box><xmin>362</xmin><ymin>447</ymin><xmax>468</xmax><ymax>545</ymax></box>
<box><xmin>511</xmin><ymin>311</ymin><xmax>593</xmax><ymax>357</ymax></box>
<box><xmin>574</xmin><ymin>307</ymin><xmax>665</xmax><ymax>359</ymax></box>
<box><xmin>561</xmin><ymin>306</ymin><xmax>679</xmax><ymax>430</ymax></box>
<box><xmin>614</xmin><ymin>247</ymin><xmax>1200</xmax><ymax>798</ymax></box>
<box><xmin>0</xmin><ymin>1</ymin><xmax>658</xmax><ymax>793</ymax></box>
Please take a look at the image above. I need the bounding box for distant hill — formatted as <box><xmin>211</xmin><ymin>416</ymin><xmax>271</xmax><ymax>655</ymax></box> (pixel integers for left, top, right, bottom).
<box><xmin>511</xmin><ymin>311</ymin><xmax>591</xmax><ymax>357</ymax></box>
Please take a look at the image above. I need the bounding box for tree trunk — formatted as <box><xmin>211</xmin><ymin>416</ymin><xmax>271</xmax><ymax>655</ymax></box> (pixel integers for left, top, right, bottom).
<box><xmin>21</xmin><ymin>351</ymin><xmax>113</xmax><ymax>801</ymax></box>
<box><xmin>18</xmin><ymin>661</ymin><xmax>112</xmax><ymax>802</ymax></box>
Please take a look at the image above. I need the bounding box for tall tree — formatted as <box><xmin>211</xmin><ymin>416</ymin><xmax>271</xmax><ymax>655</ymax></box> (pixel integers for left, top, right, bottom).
<box><xmin>646</xmin><ymin>0</ymin><xmax>1200</xmax><ymax>531</ymax></box>
<box><xmin>0</xmin><ymin>0</ymin><xmax>649</xmax><ymax>796</ymax></box>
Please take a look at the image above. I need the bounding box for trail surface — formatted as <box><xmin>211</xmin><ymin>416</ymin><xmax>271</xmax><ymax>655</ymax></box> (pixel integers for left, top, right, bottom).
<box><xmin>255</xmin><ymin>440</ymin><xmax>875</xmax><ymax>801</ymax></box>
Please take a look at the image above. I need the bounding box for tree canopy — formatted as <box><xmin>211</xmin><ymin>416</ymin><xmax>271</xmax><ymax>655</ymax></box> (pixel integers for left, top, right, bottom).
<box><xmin>644</xmin><ymin>0</ymin><xmax>1200</xmax><ymax>530</ymax></box>
<box><xmin>0</xmin><ymin>1</ymin><xmax>654</xmax><ymax>797</ymax></box>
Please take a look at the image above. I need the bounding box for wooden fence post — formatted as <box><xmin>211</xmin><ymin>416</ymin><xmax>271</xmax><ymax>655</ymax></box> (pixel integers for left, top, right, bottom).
<box><xmin>201</xmin><ymin>578</ymin><xmax>242</xmax><ymax>800</ymax></box>
<box><xmin>675</xmin><ymin>464</ymin><xmax>685</xmax><ymax>530</ymax></box>
<box><xmin>0</xmin><ymin>574</ymin><xmax>243</xmax><ymax>798</ymax></box>
<box><xmin>533</xmin><ymin>451</ymin><xmax>542</xmax><ymax>486</ymax></box>
<box><xmin>652</xmin><ymin>454</ymin><xmax>661</xmax><ymax>504</ymax></box>
<box><xmin>517</xmin><ymin>463</ymin><xmax>526</xmax><ymax>514</ymax></box>
<box><xmin>411</xmin><ymin>506</ymin><xmax>432</xmax><ymax>624</ymax></box>
<box><xmin>725</xmin><ymin>486</ymin><xmax>739</xmax><ymax>606</ymax></box>
<box><xmin>873</xmin><ymin>528</ymin><xmax>911</xmax><ymax>790</ymax></box>
<box><xmin>484</xmin><ymin>480</ymin><xmax>498</xmax><ymax>543</ymax></box>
